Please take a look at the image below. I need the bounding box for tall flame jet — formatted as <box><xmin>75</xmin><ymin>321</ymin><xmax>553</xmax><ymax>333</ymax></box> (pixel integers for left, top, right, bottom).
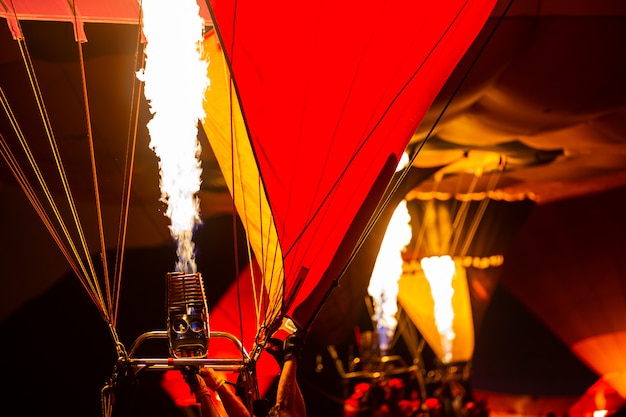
<box><xmin>368</xmin><ymin>200</ymin><xmax>412</xmax><ymax>354</ymax></box>
<box><xmin>137</xmin><ymin>0</ymin><xmax>209</xmax><ymax>273</ymax></box>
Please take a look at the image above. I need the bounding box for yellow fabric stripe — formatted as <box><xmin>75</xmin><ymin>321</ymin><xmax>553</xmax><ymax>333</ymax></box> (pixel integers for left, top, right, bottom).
<box><xmin>200</xmin><ymin>32</ymin><xmax>284</xmax><ymax>333</ymax></box>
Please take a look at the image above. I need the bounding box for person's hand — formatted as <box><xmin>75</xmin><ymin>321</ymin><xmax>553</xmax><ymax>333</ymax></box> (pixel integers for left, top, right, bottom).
<box><xmin>194</xmin><ymin>373</ymin><xmax>212</xmax><ymax>402</ymax></box>
<box><xmin>199</xmin><ymin>367</ymin><xmax>226</xmax><ymax>391</ymax></box>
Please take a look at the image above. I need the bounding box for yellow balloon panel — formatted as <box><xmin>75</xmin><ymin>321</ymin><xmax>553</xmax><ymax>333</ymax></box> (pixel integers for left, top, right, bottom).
<box><xmin>398</xmin><ymin>261</ymin><xmax>474</xmax><ymax>363</ymax></box>
<box><xmin>200</xmin><ymin>31</ymin><xmax>284</xmax><ymax>332</ymax></box>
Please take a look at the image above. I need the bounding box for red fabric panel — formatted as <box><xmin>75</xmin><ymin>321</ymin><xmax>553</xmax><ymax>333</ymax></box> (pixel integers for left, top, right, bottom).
<box><xmin>208</xmin><ymin>263</ymin><xmax>280</xmax><ymax>396</ymax></box>
<box><xmin>1</xmin><ymin>0</ymin><xmax>212</xmax><ymax>24</ymax></box>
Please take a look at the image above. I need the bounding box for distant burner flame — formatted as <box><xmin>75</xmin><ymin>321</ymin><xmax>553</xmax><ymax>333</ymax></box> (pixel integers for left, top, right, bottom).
<box><xmin>138</xmin><ymin>0</ymin><xmax>209</xmax><ymax>273</ymax></box>
<box><xmin>421</xmin><ymin>255</ymin><xmax>456</xmax><ymax>363</ymax></box>
<box><xmin>368</xmin><ymin>200</ymin><xmax>412</xmax><ymax>353</ymax></box>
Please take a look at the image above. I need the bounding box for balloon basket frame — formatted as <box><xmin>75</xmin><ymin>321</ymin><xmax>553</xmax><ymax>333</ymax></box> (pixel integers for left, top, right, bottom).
<box><xmin>103</xmin><ymin>330</ymin><xmax>258</xmax><ymax>417</ymax></box>
<box><xmin>124</xmin><ymin>329</ymin><xmax>252</xmax><ymax>373</ymax></box>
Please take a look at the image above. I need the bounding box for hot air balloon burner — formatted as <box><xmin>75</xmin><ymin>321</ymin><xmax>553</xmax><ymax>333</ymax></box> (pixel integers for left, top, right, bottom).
<box><xmin>166</xmin><ymin>271</ymin><xmax>210</xmax><ymax>359</ymax></box>
<box><xmin>439</xmin><ymin>361</ymin><xmax>471</xmax><ymax>384</ymax></box>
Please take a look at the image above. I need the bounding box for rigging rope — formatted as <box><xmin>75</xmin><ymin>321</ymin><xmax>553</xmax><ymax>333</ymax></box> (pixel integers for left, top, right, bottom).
<box><xmin>0</xmin><ymin>1</ymin><xmax>153</xmax><ymax>327</ymax></box>
<box><xmin>0</xmin><ymin>26</ymin><xmax>109</xmax><ymax>322</ymax></box>
<box><xmin>75</xmin><ymin>35</ymin><xmax>113</xmax><ymax>319</ymax></box>
<box><xmin>104</xmin><ymin>9</ymin><xmax>147</xmax><ymax>329</ymax></box>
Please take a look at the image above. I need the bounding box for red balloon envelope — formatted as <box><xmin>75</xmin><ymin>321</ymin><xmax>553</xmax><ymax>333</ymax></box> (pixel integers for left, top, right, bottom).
<box><xmin>202</xmin><ymin>0</ymin><xmax>499</xmax><ymax>345</ymax></box>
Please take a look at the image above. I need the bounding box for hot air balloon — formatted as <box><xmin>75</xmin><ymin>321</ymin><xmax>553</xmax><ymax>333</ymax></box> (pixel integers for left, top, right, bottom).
<box><xmin>0</xmin><ymin>0</ymin><xmax>499</xmax><ymax>416</ymax></box>
<box><xmin>398</xmin><ymin>154</ymin><xmax>536</xmax><ymax>359</ymax></box>
<box><xmin>333</xmin><ymin>154</ymin><xmax>538</xmax><ymax>414</ymax></box>
<box><xmin>499</xmin><ymin>185</ymin><xmax>626</xmax><ymax>416</ymax></box>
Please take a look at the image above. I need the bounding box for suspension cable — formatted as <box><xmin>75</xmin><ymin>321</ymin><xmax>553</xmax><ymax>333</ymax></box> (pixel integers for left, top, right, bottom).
<box><xmin>3</xmin><ymin>6</ymin><xmax>111</xmax><ymax>321</ymax></box>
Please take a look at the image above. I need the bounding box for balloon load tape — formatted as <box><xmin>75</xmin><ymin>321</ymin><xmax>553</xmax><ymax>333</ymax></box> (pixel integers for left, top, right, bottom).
<box><xmin>166</xmin><ymin>271</ymin><xmax>210</xmax><ymax>358</ymax></box>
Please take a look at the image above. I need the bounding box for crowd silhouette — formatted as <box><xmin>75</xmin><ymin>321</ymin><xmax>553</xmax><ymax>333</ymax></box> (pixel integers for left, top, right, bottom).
<box><xmin>343</xmin><ymin>377</ymin><xmax>489</xmax><ymax>417</ymax></box>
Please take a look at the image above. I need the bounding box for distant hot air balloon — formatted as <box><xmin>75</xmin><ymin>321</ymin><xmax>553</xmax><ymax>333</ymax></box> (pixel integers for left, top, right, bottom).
<box><xmin>398</xmin><ymin>157</ymin><xmax>536</xmax><ymax>371</ymax></box>
<box><xmin>501</xmin><ymin>185</ymin><xmax>626</xmax><ymax>414</ymax></box>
